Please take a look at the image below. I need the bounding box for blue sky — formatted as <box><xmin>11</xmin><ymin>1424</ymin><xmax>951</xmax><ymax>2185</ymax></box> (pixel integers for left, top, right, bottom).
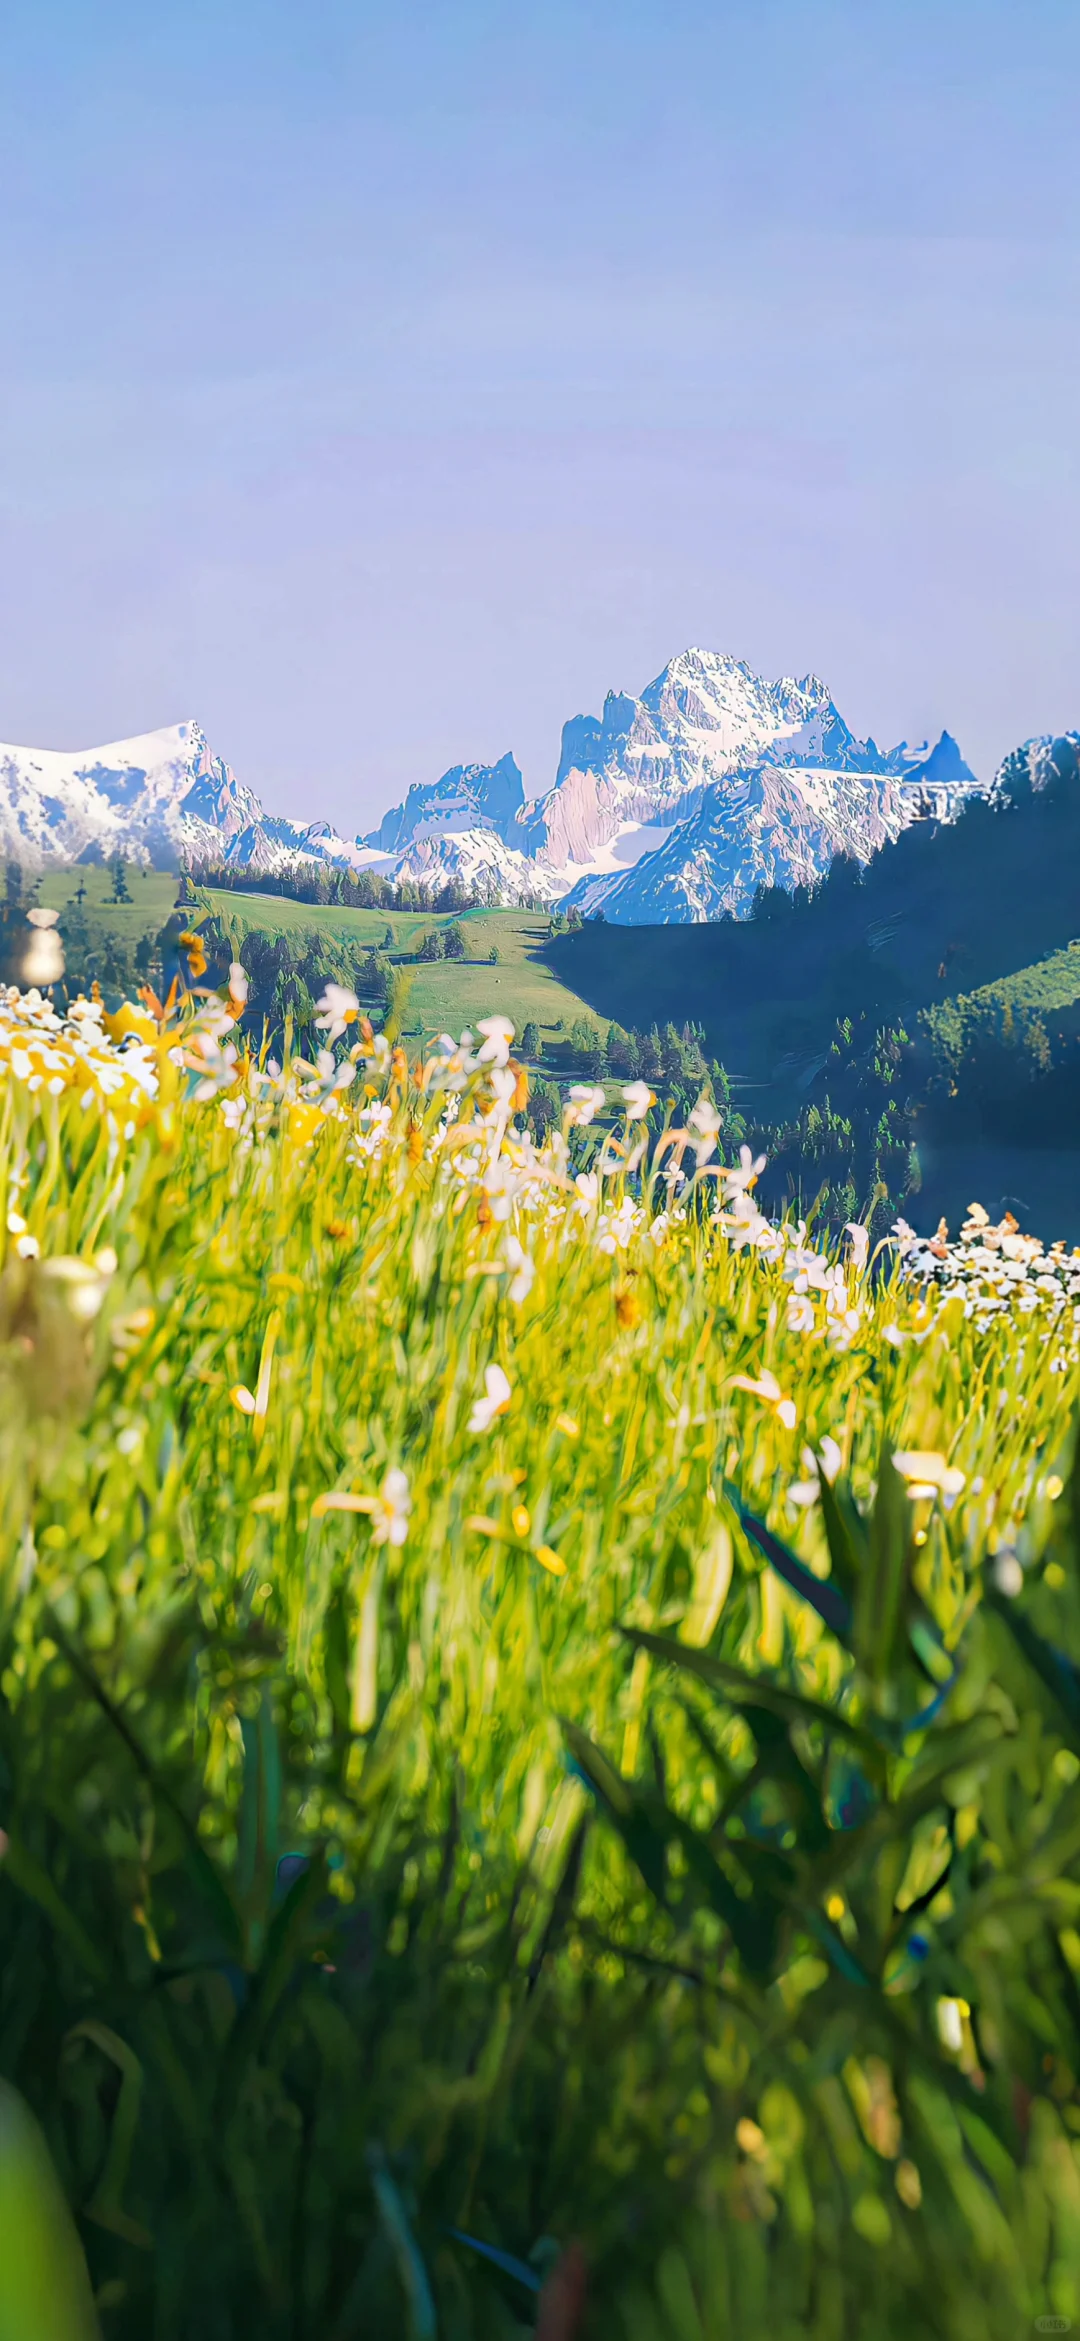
<box><xmin>1</xmin><ymin>0</ymin><xmax>1078</xmax><ymax>828</ymax></box>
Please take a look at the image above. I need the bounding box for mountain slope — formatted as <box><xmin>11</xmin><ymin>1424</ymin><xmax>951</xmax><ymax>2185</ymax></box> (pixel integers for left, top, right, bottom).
<box><xmin>562</xmin><ymin>762</ymin><xmax>932</xmax><ymax>923</ymax></box>
<box><xmin>364</xmin><ymin>754</ymin><xmax>525</xmax><ymax>852</ymax></box>
<box><xmin>0</xmin><ymin>654</ymin><xmax>985</xmax><ymax>913</ymax></box>
<box><xmin>513</xmin><ymin>649</ymin><xmax>888</xmax><ymax>872</ymax></box>
<box><xmin>0</xmin><ymin>722</ymin><xmax>265</xmax><ymax>870</ymax></box>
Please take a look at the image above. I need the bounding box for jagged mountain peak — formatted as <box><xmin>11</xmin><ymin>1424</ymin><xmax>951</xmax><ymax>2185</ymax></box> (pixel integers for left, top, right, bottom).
<box><xmin>0</xmin><ymin>652</ymin><xmax>1017</xmax><ymax>921</ymax></box>
<box><xmin>364</xmin><ymin>753</ymin><xmax>525</xmax><ymax>855</ymax></box>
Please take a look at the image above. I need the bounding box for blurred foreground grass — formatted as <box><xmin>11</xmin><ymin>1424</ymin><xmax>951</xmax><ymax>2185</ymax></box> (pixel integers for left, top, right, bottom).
<box><xmin>3</xmin><ymin>978</ymin><xmax>1080</xmax><ymax>2338</ymax></box>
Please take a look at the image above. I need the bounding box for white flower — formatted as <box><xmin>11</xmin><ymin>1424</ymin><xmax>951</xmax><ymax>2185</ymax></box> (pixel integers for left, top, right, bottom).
<box><xmin>574</xmin><ymin>1171</ymin><xmax>600</xmax><ymax>1209</ymax></box>
<box><xmin>39</xmin><ymin>1254</ymin><xmax>113</xmax><ymax>1318</ymax></box>
<box><xmin>314</xmin><ymin>983</ymin><xmax>360</xmax><ymax>1043</ymax></box>
<box><xmin>938</xmin><ymin>1998</ymin><xmax>966</xmax><ymax>2054</ymax></box>
<box><xmin>227</xmin><ymin>962</ymin><xmax>250</xmax><ymax>1007</ymax></box>
<box><xmin>688</xmin><ymin>1094</ymin><xmax>723</xmax><ymax>1166</ymax></box>
<box><xmin>622</xmin><ymin>1080</ymin><xmax>653</xmax><ymax>1121</ymax></box>
<box><xmin>818</xmin><ymin>1435</ymin><xmax>843</xmax><ymax>1484</ymax></box>
<box><xmin>468</xmin><ymin>1362</ymin><xmax>513</xmax><ymax>1434</ymax></box>
<box><xmin>566</xmin><ymin>1084</ymin><xmax>606</xmax><ymax>1128</ymax></box>
<box><xmin>502</xmin><ymin>1236</ymin><xmax>535</xmax><ymax>1306</ymax></box>
<box><xmin>303</xmin><ymin>1049</ymin><xmax>358</xmax><ymax>1107</ymax></box>
<box><xmin>596</xmin><ymin>1195</ymin><xmax>641</xmax><ymax>1254</ymax></box>
<box><xmin>787</xmin><ymin>1292</ymin><xmax>815</xmax><ymax>1334</ymax></box>
<box><xmin>188</xmin><ymin>1034</ymin><xmax>240</xmax><ymax>1100</ymax></box>
<box><xmin>475</xmin><ymin>1015</ymin><xmax>515</xmax><ymax>1069</ymax></box>
<box><xmin>722</xmin><ymin>1145</ymin><xmax>767</xmax><ymax>1196</ymax></box>
<box><xmin>15</xmin><ymin>1233</ymin><xmax>39</xmax><ymax>1260</ymax></box>
<box><xmin>892</xmin><ymin>1451</ymin><xmax>966</xmax><ymax>1502</ymax></box>
<box><xmin>730</xmin><ymin>1368</ymin><xmax>797</xmax><ymax>1433</ymax></box>
<box><xmin>372</xmin><ymin>1467</ymin><xmax>411</xmax><ymax>1548</ymax></box>
<box><xmin>844</xmin><ymin>1221</ymin><xmax>870</xmax><ymax>1272</ymax></box>
<box><xmin>992</xmin><ymin>1548</ymin><xmax>1023</xmax><ymax>1596</ymax></box>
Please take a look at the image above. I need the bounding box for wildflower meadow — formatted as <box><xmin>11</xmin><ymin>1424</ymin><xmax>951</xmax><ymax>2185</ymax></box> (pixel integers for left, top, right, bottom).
<box><xmin>3</xmin><ymin>960</ymin><xmax>1080</xmax><ymax>2340</ymax></box>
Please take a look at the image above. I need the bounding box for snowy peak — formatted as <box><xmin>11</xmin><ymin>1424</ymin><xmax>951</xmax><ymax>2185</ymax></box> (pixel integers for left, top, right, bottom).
<box><xmin>513</xmin><ymin>647</ymin><xmax>896</xmax><ymax>872</ymax></box>
<box><xmin>562</xmin><ymin>763</ymin><xmax>926</xmax><ymax>926</ymax></box>
<box><xmin>991</xmin><ymin>731</ymin><xmax>1080</xmax><ymax>803</ymax></box>
<box><xmin>0</xmin><ymin>720</ymin><xmax>263</xmax><ymax>869</ymax></box>
<box><xmin>0</xmin><ymin>652</ymin><xmax>1004</xmax><ymax>921</ymax></box>
<box><xmin>364</xmin><ymin>754</ymin><xmax>525</xmax><ymax>853</ymax></box>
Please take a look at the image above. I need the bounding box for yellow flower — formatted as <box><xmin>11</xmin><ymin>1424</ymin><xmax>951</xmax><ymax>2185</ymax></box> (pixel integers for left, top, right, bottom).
<box><xmin>103</xmin><ymin>1003</ymin><xmax>157</xmax><ymax>1048</ymax></box>
<box><xmin>534</xmin><ymin>1545</ymin><xmax>566</xmax><ymax>1577</ymax></box>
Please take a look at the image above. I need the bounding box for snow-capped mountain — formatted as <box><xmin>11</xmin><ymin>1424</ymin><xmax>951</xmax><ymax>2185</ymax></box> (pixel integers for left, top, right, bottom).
<box><xmin>514</xmin><ymin>651</ymin><xmax>899</xmax><ymax>876</ymax></box>
<box><xmin>0</xmin><ymin>720</ymin><xmax>372</xmax><ymax>877</ymax></box>
<box><xmin>388</xmin><ymin>826</ymin><xmax>562</xmax><ymax>906</ymax></box>
<box><xmin>506</xmin><ymin>652</ymin><xmax>981</xmax><ymax>910</ymax></box>
<box><xmin>0</xmin><ymin>653</ymin><xmax>991</xmax><ymax>920</ymax></box>
<box><xmin>363</xmin><ymin>754</ymin><xmax>525</xmax><ymax>853</ymax></box>
<box><xmin>561</xmin><ymin>764</ymin><xmax>933</xmax><ymax>924</ymax></box>
<box><xmin>991</xmin><ymin>732</ymin><xmax>1080</xmax><ymax>803</ymax></box>
<box><xmin>0</xmin><ymin>722</ymin><xmax>265</xmax><ymax>869</ymax></box>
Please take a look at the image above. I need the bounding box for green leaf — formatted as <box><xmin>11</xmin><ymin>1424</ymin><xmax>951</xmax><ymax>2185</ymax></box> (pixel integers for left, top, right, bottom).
<box><xmin>816</xmin><ymin>1471</ymin><xmax>865</xmax><ymax>1607</ymax></box>
<box><xmin>367</xmin><ymin>2146</ymin><xmax>437</xmax><ymax>2341</ymax></box>
<box><xmin>734</xmin><ymin>1504</ymin><xmax>854</xmax><ymax>1643</ymax></box>
<box><xmin>561</xmin><ymin>1723</ymin><xmax>667</xmax><ymax>1902</ymax></box>
<box><xmin>621</xmin><ymin>1628</ymin><xmax>883</xmax><ymax>1767</ymax></box>
<box><xmin>984</xmin><ymin>1589</ymin><xmax>1080</xmax><ymax>1739</ymax></box>
<box><xmin>855</xmin><ymin>1444</ymin><xmax>913</xmax><ymax>1684</ymax></box>
<box><xmin>63</xmin><ymin>2022</ymin><xmax>152</xmax><ymax>2251</ymax></box>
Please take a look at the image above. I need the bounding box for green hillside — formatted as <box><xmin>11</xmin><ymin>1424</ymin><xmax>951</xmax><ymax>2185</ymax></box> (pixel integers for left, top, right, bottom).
<box><xmin>202</xmin><ymin>892</ymin><xmax>602</xmax><ymax>1042</ymax></box>
<box><xmin>543</xmin><ymin>765</ymin><xmax>1080</xmax><ymax>1122</ymax></box>
<box><xmin>37</xmin><ymin>862</ymin><xmax>178</xmax><ymax>945</ymax></box>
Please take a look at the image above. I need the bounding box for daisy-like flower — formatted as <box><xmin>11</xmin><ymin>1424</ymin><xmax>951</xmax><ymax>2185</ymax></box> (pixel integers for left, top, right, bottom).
<box><xmin>39</xmin><ymin>1254</ymin><xmax>114</xmax><ymax>1321</ymax></box>
<box><xmin>892</xmin><ymin>1450</ymin><xmax>966</xmax><ymax>1503</ymax></box>
<box><xmin>844</xmin><ymin>1221</ymin><xmax>870</xmax><ymax>1272</ymax></box>
<box><xmin>991</xmin><ymin>1548</ymin><xmax>1023</xmax><ymax>1596</ymax></box>
<box><xmin>502</xmin><ymin>1235</ymin><xmax>536</xmax><ymax>1305</ymax></box>
<box><xmin>566</xmin><ymin>1084</ymin><xmax>606</xmax><ymax>1128</ymax></box>
<box><xmin>475</xmin><ymin>1015</ymin><xmax>515</xmax><ymax>1069</ymax></box>
<box><xmin>723</xmin><ymin>1145</ymin><xmax>767</xmax><ymax>1196</ymax></box>
<box><xmin>302</xmin><ymin>1049</ymin><xmax>358</xmax><ymax>1108</ymax></box>
<box><xmin>468</xmin><ymin>1362</ymin><xmax>513</xmax><ymax>1434</ymax></box>
<box><xmin>622</xmin><ymin>1080</ymin><xmax>654</xmax><ymax>1122</ymax></box>
<box><xmin>787</xmin><ymin>1292</ymin><xmax>815</xmax><ymax>1334</ymax></box>
<box><xmin>730</xmin><ymin>1367</ymin><xmax>798</xmax><ymax>1433</ymax></box>
<box><xmin>314</xmin><ymin>984</ymin><xmax>360</xmax><ymax>1043</ymax></box>
<box><xmin>372</xmin><ymin>1467</ymin><xmax>411</xmax><ymax>1547</ymax></box>
<box><xmin>688</xmin><ymin>1093</ymin><xmax>723</xmax><ymax>1166</ymax></box>
<box><xmin>188</xmin><ymin>1034</ymin><xmax>240</xmax><ymax>1100</ymax></box>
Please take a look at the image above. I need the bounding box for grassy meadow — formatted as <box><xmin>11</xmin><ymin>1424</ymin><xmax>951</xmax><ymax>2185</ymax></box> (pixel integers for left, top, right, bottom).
<box><xmin>202</xmin><ymin>891</ymin><xmax>599</xmax><ymax>1045</ymax></box>
<box><xmin>4</xmin><ymin>966</ymin><xmax>1080</xmax><ymax>2337</ymax></box>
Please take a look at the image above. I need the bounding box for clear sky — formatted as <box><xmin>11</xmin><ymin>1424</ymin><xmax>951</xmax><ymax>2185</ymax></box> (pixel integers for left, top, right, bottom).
<box><xmin>1</xmin><ymin>0</ymin><xmax>1078</xmax><ymax>831</ymax></box>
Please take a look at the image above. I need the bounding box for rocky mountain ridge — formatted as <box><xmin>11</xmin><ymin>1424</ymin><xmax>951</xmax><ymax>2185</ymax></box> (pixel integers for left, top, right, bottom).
<box><xmin>0</xmin><ymin>650</ymin><xmax>1028</xmax><ymax>922</ymax></box>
